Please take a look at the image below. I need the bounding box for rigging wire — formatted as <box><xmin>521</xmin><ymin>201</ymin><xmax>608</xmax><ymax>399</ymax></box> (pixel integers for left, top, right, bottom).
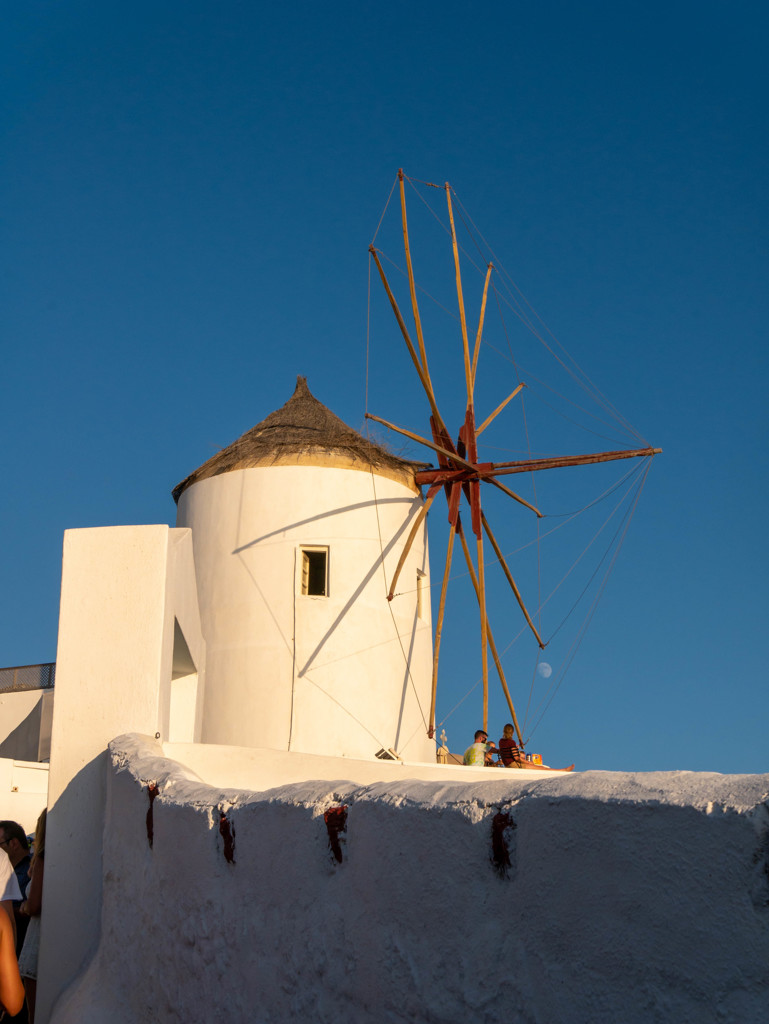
<box><xmin>372</xmin><ymin>245</ymin><xmax>461</xmax><ymax>323</ymax></box>
<box><xmin>437</xmin><ymin>674</ymin><xmax>483</xmax><ymax>730</ymax></box>
<box><xmin>524</xmin><ymin>459</ymin><xmax>653</xmax><ymax>737</ymax></box>
<box><xmin>367</xmin><ymin>173</ymin><xmax>659</xmax><ymax>744</ymax></box>
<box><xmin>541</xmin><ymin>464</ymin><xmax>651</xmax><ymax>643</ymax></box>
<box><xmin>399</xmin><ymin>175</ymin><xmax>648</xmax><ymax>448</ymax></box>
<box><xmin>450</xmin><ymin>191</ymin><xmax>648</xmax><ymax>447</ymax></box>
<box><xmin>372</xmin><ymin>196</ymin><xmax>643</xmax><ymax>447</ymax></box>
<box><xmin>365</xmin><ymin>252</ymin><xmax>372</xmax><ymax>417</ymax></box>
<box><xmin>370</xmin><ymin>175</ymin><xmax>398</xmax><ymax>247</ymax></box>
<box><xmin>373</xmin><ymin>182</ymin><xmax>648</xmax><ymax>468</ymax></box>
<box><xmin>366</xmin><ymin>248</ymin><xmax>430</xmax><ymax>738</ymax></box>
<box><xmin>436</xmin><ymin>459</ymin><xmax>651</xmax><ymax>734</ymax></box>
<box><xmin>388</xmin><ymin>457</ymin><xmax>649</xmax><ymax>602</ymax></box>
<box><xmin>491</xmin><ymin>262</ymin><xmax>545</xmax><ymax>731</ymax></box>
<box><xmin>481</xmin><ymin>323</ymin><xmax>639</xmax><ymax>448</ymax></box>
<box><xmin>524</xmin><ymin>464</ymin><xmax>651</xmax><ymax>731</ymax></box>
<box><xmin>489</xmin><ymin>271</ymin><xmax>645</xmax><ymax>447</ymax></box>
<box><xmin>369</xmin><ymin>466</ymin><xmax>430</xmax><ymax>735</ymax></box>
<box><xmin>299</xmin><ymin>665</ymin><xmax>397</xmax><ymax>752</ymax></box>
<box><xmin>544</xmin><ymin>458</ymin><xmax>648</xmax><ymax>519</ymax></box>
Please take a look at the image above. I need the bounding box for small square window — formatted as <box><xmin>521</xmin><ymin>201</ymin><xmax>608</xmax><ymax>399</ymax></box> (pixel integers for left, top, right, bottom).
<box><xmin>301</xmin><ymin>548</ymin><xmax>328</xmax><ymax>596</ymax></box>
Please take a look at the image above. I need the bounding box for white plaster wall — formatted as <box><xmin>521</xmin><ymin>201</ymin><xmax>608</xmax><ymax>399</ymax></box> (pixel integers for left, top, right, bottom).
<box><xmin>38</xmin><ymin>526</ymin><xmax>204</xmax><ymax>1024</ymax></box>
<box><xmin>0</xmin><ymin>690</ymin><xmax>44</xmax><ymax>738</ymax></box>
<box><xmin>0</xmin><ymin>758</ymin><xmax>48</xmax><ymax>833</ymax></box>
<box><xmin>0</xmin><ymin>689</ymin><xmax>51</xmax><ymax>761</ymax></box>
<box><xmin>158</xmin><ymin>529</ymin><xmax>207</xmax><ymax>744</ymax></box>
<box><xmin>177</xmin><ymin>465</ymin><xmax>435</xmax><ymax>762</ymax></box>
<box><xmin>49</xmin><ymin>735</ymin><xmax>769</xmax><ymax>1024</ymax></box>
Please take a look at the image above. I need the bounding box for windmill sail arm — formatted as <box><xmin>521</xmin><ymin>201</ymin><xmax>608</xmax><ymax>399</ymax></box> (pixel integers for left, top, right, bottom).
<box><xmin>481</xmin><ymin>512</ymin><xmax>545</xmax><ymax>649</ymax></box>
<box><xmin>485</xmin><ymin>476</ymin><xmax>543</xmax><ymax>517</ymax></box>
<box><xmin>484</xmin><ymin>447</ymin><xmax>662</xmax><ymax>476</ymax></box>
<box><xmin>415</xmin><ymin>446</ymin><xmax>661</xmax><ymax>483</ymax></box>
<box><xmin>457</xmin><ymin>520</ymin><xmax>525</xmax><ymax>745</ymax></box>
<box><xmin>365</xmin><ymin>413</ymin><xmax>466</xmax><ymax>468</ymax></box>
<box><xmin>368</xmin><ymin>245</ymin><xmax>452</xmax><ymax>441</ymax></box>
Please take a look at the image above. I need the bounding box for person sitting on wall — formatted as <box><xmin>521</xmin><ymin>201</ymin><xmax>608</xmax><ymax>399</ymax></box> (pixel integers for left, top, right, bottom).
<box><xmin>0</xmin><ymin>822</ymin><xmax>32</xmax><ymax>954</ymax></box>
<box><xmin>498</xmin><ymin>724</ymin><xmax>525</xmax><ymax>768</ymax></box>
<box><xmin>497</xmin><ymin>725</ymin><xmax>576</xmax><ymax>772</ymax></box>
<box><xmin>463</xmin><ymin>730</ymin><xmax>497</xmax><ymax>766</ymax></box>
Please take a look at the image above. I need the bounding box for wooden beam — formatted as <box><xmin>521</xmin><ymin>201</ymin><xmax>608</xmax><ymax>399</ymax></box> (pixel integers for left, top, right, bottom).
<box><xmin>477</xmin><ymin>447</ymin><xmax>663</xmax><ymax>477</ymax></box>
<box><xmin>415</xmin><ymin>447</ymin><xmax>662</xmax><ymax>486</ymax></box>
<box><xmin>369</xmin><ymin>246</ymin><xmax>451</xmax><ymax>440</ymax></box>
<box><xmin>386</xmin><ymin>484</ymin><xmax>441</xmax><ymax>601</ymax></box>
<box><xmin>429</xmin><ymin>415</ymin><xmax>460</xmax><ymax>465</ymax></box>
<box><xmin>460</xmin><ymin>411</ymin><xmax>481</xmax><ymax>537</ymax></box>
<box><xmin>477</xmin><ymin>530</ymin><xmax>489</xmax><ymax>731</ymax></box>
<box><xmin>457</xmin><ymin>521</ymin><xmax>525</xmax><ymax>745</ymax></box>
<box><xmin>445</xmin><ymin>182</ymin><xmax>473</xmax><ymax>408</ymax></box>
<box><xmin>486</xmin><ymin>475</ymin><xmax>543</xmax><ymax>517</ymax></box>
<box><xmin>482</xmin><ymin>511</ymin><xmax>545</xmax><ymax>649</ymax></box>
<box><xmin>365</xmin><ymin>413</ymin><xmax>468</xmax><ymax>470</ymax></box>
<box><xmin>475</xmin><ymin>383</ymin><xmax>526</xmax><ymax>437</ymax></box>
<box><xmin>429</xmin><ymin>525</ymin><xmax>456</xmax><ymax>738</ymax></box>
<box><xmin>471</xmin><ymin>263</ymin><xmax>493</xmax><ymax>389</ymax></box>
<box><xmin>415</xmin><ymin>467</ymin><xmax>492</xmax><ymax>485</ymax></box>
<box><xmin>398</xmin><ymin>169</ymin><xmax>431</xmax><ymax>379</ymax></box>
<box><xmin>366</xmin><ymin>412</ymin><xmax>545</xmax><ymax>518</ymax></box>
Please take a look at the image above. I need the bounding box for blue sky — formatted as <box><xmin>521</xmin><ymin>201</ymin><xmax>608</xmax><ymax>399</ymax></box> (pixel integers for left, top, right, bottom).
<box><xmin>2</xmin><ymin>2</ymin><xmax>767</xmax><ymax>772</ymax></box>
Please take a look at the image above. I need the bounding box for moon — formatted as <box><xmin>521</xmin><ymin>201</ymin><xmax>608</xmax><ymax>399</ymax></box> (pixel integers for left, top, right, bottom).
<box><xmin>537</xmin><ymin>662</ymin><xmax>552</xmax><ymax>678</ymax></box>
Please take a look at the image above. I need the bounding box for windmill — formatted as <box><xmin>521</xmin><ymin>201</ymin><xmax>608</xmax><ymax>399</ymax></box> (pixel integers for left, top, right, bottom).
<box><xmin>366</xmin><ymin>170</ymin><xmax>661</xmax><ymax>748</ymax></box>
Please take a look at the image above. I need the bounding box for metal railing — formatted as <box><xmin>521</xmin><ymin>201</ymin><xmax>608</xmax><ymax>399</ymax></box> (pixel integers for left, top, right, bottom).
<box><xmin>0</xmin><ymin>663</ymin><xmax>56</xmax><ymax>694</ymax></box>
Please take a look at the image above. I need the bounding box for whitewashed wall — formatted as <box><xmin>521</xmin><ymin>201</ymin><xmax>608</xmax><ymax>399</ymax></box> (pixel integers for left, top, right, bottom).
<box><xmin>0</xmin><ymin>758</ymin><xmax>48</xmax><ymax>833</ymax></box>
<box><xmin>0</xmin><ymin>689</ymin><xmax>53</xmax><ymax>762</ymax></box>
<box><xmin>177</xmin><ymin>464</ymin><xmax>435</xmax><ymax>763</ymax></box>
<box><xmin>38</xmin><ymin>526</ymin><xmax>205</xmax><ymax>1024</ymax></box>
<box><xmin>49</xmin><ymin>735</ymin><xmax>769</xmax><ymax>1024</ymax></box>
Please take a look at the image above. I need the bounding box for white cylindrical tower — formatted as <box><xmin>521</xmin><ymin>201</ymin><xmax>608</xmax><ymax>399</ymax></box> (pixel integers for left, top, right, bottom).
<box><xmin>174</xmin><ymin>377</ymin><xmax>435</xmax><ymax>762</ymax></box>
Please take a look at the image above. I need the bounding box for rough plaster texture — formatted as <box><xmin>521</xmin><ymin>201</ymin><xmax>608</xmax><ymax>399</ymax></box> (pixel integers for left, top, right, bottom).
<box><xmin>50</xmin><ymin>735</ymin><xmax>769</xmax><ymax>1024</ymax></box>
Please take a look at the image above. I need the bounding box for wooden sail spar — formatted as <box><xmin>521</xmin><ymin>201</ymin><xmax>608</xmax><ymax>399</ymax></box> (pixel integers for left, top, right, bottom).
<box><xmin>368</xmin><ymin>170</ymin><xmax>661</xmax><ymax>739</ymax></box>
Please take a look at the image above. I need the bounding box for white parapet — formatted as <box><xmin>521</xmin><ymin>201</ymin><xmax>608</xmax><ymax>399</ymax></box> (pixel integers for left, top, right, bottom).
<box><xmin>46</xmin><ymin>734</ymin><xmax>769</xmax><ymax>1024</ymax></box>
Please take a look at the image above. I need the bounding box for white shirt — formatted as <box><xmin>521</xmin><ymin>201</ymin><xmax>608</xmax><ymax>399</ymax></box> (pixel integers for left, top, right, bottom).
<box><xmin>0</xmin><ymin>849</ymin><xmax>22</xmax><ymax>902</ymax></box>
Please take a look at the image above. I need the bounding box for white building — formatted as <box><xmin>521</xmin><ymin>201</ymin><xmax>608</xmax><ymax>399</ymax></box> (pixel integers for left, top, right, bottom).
<box><xmin>38</xmin><ymin>376</ymin><xmax>444</xmax><ymax>1021</ymax></box>
<box><xmin>173</xmin><ymin>375</ymin><xmax>435</xmax><ymax>762</ymax></box>
<box><xmin>12</xmin><ymin>377</ymin><xmax>766</xmax><ymax>1024</ymax></box>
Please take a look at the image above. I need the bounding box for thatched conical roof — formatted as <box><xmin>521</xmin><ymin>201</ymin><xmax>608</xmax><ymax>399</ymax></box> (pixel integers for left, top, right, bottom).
<box><xmin>172</xmin><ymin>376</ymin><xmax>427</xmax><ymax>503</ymax></box>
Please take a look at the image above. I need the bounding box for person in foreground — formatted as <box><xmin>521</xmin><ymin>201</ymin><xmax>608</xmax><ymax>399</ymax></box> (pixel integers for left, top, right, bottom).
<box><xmin>0</xmin><ymin>909</ymin><xmax>24</xmax><ymax>1019</ymax></box>
<box><xmin>0</xmin><ymin>848</ymin><xmax>21</xmax><ymax>950</ymax></box>
<box><xmin>0</xmin><ymin>821</ymin><xmax>32</xmax><ymax>954</ymax></box>
<box><xmin>18</xmin><ymin>809</ymin><xmax>46</xmax><ymax>1023</ymax></box>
